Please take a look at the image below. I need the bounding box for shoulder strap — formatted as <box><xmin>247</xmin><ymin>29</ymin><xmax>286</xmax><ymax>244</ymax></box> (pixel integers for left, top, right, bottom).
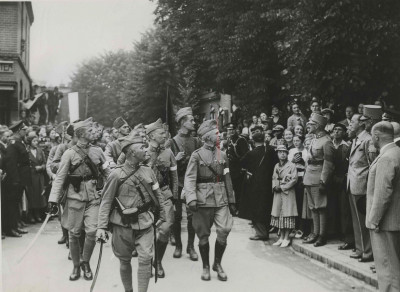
<box><xmin>172</xmin><ymin>137</ymin><xmax>183</xmax><ymax>154</ymax></box>
<box><xmin>71</xmin><ymin>146</ymin><xmax>99</xmax><ymax>177</ymax></box>
<box><xmin>197</xmin><ymin>151</ymin><xmax>219</xmax><ymax>177</ymax></box>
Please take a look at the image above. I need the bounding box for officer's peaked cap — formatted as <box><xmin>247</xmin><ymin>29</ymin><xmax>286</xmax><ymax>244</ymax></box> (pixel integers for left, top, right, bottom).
<box><xmin>360</xmin><ymin>105</ymin><xmax>382</xmax><ymax>121</ymax></box>
<box><xmin>308</xmin><ymin>113</ymin><xmax>327</xmax><ymax>127</ymax></box>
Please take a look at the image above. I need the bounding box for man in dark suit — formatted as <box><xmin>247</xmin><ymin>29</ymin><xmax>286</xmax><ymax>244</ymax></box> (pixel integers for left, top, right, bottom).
<box><xmin>0</xmin><ymin>127</ymin><xmax>11</xmax><ymax>239</ymax></box>
<box><xmin>367</xmin><ymin>121</ymin><xmax>400</xmax><ymax>292</ymax></box>
<box><xmin>3</xmin><ymin>121</ymin><xmax>30</xmax><ymax>237</ymax></box>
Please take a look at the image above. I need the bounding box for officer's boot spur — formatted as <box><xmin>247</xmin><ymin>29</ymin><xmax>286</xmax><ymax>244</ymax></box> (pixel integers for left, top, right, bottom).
<box><xmin>199</xmin><ymin>243</ymin><xmax>210</xmax><ymax>281</ymax></box>
<box><xmin>80</xmin><ymin>261</ymin><xmax>93</xmax><ymax>280</ymax></box>
<box><xmin>155</xmin><ymin>240</ymin><xmax>168</xmax><ymax>278</ymax></box>
<box><xmin>212</xmin><ymin>241</ymin><xmax>228</xmax><ymax>281</ymax></box>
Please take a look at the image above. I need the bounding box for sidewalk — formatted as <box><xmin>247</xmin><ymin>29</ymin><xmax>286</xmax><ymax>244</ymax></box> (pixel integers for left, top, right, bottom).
<box><xmin>291</xmin><ymin>238</ymin><xmax>378</xmax><ymax>288</ymax></box>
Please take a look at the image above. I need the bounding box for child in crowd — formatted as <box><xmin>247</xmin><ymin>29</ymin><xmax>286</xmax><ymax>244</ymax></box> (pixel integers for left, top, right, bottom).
<box><xmin>271</xmin><ymin>145</ymin><xmax>298</xmax><ymax>247</ymax></box>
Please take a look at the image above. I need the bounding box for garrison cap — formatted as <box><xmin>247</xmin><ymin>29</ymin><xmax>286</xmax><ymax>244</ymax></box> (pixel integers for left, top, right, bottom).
<box><xmin>360</xmin><ymin>105</ymin><xmax>382</xmax><ymax>121</ymax></box>
<box><xmin>113</xmin><ymin>116</ymin><xmax>128</xmax><ymax>129</ymax></box>
<box><xmin>74</xmin><ymin>117</ymin><xmax>93</xmax><ymax>131</ymax></box>
<box><xmin>197</xmin><ymin>119</ymin><xmax>218</xmax><ymax>137</ymax></box>
<box><xmin>9</xmin><ymin>120</ymin><xmax>28</xmax><ymax>132</ymax></box>
<box><xmin>146</xmin><ymin>118</ymin><xmax>163</xmax><ymax>135</ymax></box>
<box><xmin>308</xmin><ymin>113</ymin><xmax>327</xmax><ymax>127</ymax></box>
<box><xmin>175</xmin><ymin>107</ymin><xmax>193</xmax><ymax>123</ymax></box>
<box><xmin>120</xmin><ymin>131</ymin><xmax>144</xmax><ymax>151</ymax></box>
<box><xmin>276</xmin><ymin>144</ymin><xmax>289</xmax><ymax>153</ymax></box>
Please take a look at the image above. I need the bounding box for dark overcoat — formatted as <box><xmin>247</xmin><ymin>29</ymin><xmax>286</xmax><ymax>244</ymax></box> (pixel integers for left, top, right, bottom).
<box><xmin>239</xmin><ymin>145</ymin><xmax>277</xmax><ymax>223</ymax></box>
<box><xmin>28</xmin><ymin>147</ymin><xmax>47</xmax><ymax>209</ymax></box>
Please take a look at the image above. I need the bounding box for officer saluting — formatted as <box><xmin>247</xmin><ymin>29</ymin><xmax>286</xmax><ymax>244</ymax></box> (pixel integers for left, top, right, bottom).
<box><xmin>184</xmin><ymin>119</ymin><xmax>237</xmax><ymax>281</ymax></box>
<box><xmin>48</xmin><ymin>118</ymin><xmax>111</xmax><ymax>281</ymax></box>
<box><xmin>97</xmin><ymin>131</ymin><xmax>165</xmax><ymax>292</ymax></box>
<box><xmin>145</xmin><ymin>118</ymin><xmax>178</xmax><ymax>278</ymax></box>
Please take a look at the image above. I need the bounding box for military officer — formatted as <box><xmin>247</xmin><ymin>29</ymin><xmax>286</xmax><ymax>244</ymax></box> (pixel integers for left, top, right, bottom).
<box><xmin>96</xmin><ymin>131</ymin><xmax>164</xmax><ymax>292</ymax></box>
<box><xmin>184</xmin><ymin>119</ymin><xmax>236</xmax><ymax>281</ymax></box>
<box><xmin>145</xmin><ymin>118</ymin><xmax>178</xmax><ymax>278</ymax></box>
<box><xmin>104</xmin><ymin>116</ymin><xmax>131</xmax><ymax>164</ymax></box>
<box><xmin>3</xmin><ymin>121</ymin><xmax>30</xmax><ymax>237</ymax></box>
<box><xmin>170</xmin><ymin>107</ymin><xmax>201</xmax><ymax>260</ymax></box>
<box><xmin>48</xmin><ymin>118</ymin><xmax>111</xmax><ymax>281</ymax></box>
<box><xmin>303</xmin><ymin>113</ymin><xmax>335</xmax><ymax>247</ymax></box>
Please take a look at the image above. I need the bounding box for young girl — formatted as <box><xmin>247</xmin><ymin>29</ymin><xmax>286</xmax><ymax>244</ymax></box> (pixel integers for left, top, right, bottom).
<box><xmin>271</xmin><ymin>145</ymin><xmax>298</xmax><ymax>247</ymax></box>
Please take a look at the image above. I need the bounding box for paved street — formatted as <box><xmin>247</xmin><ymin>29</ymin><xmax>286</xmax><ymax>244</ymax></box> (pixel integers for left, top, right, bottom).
<box><xmin>2</xmin><ymin>218</ymin><xmax>375</xmax><ymax>292</ymax></box>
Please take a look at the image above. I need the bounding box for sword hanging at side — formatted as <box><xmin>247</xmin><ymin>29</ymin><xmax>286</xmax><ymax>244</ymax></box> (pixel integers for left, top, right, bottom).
<box><xmin>90</xmin><ymin>239</ymin><xmax>105</xmax><ymax>292</ymax></box>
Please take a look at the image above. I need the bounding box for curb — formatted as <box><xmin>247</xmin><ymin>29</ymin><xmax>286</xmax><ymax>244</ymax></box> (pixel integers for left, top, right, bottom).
<box><xmin>291</xmin><ymin>239</ymin><xmax>378</xmax><ymax>288</ymax></box>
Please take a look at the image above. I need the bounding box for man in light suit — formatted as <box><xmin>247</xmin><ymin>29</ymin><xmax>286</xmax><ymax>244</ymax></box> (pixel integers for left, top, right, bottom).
<box><xmin>347</xmin><ymin>112</ymin><xmax>376</xmax><ymax>262</ymax></box>
<box><xmin>367</xmin><ymin>121</ymin><xmax>400</xmax><ymax>292</ymax></box>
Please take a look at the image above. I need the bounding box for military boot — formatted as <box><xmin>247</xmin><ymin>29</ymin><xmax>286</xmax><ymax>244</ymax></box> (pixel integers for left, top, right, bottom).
<box><xmin>212</xmin><ymin>241</ymin><xmax>227</xmax><ymax>281</ymax></box>
<box><xmin>173</xmin><ymin>222</ymin><xmax>182</xmax><ymax>258</ymax></box>
<box><xmin>155</xmin><ymin>240</ymin><xmax>168</xmax><ymax>278</ymax></box>
<box><xmin>199</xmin><ymin>243</ymin><xmax>210</xmax><ymax>281</ymax></box>
<box><xmin>187</xmin><ymin>219</ymin><xmax>198</xmax><ymax>261</ymax></box>
<box><xmin>69</xmin><ymin>266</ymin><xmax>80</xmax><ymax>281</ymax></box>
<box><xmin>80</xmin><ymin>261</ymin><xmax>93</xmax><ymax>280</ymax></box>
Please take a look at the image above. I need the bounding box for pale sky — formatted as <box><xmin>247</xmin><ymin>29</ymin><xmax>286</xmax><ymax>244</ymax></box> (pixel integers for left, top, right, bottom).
<box><xmin>30</xmin><ymin>0</ymin><xmax>156</xmax><ymax>86</ymax></box>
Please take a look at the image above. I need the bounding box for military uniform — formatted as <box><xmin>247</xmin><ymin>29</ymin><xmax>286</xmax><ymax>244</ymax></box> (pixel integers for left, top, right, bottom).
<box><xmin>303</xmin><ymin>113</ymin><xmax>335</xmax><ymax>246</ymax></box>
<box><xmin>184</xmin><ymin>119</ymin><xmax>235</xmax><ymax>281</ymax></box>
<box><xmin>170</xmin><ymin>107</ymin><xmax>201</xmax><ymax>259</ymax></box>
<box><xmin>104</xmin><ymin>117</ymin><xmax>130</xmax><ymax>164</ymax></box>
<box><xmin>48</xmin><ymin>118</ymin><xmax>111</xmax><ymax>281</ymax></box>
<box><xmin>97</xmin><ymin>133</ymin><xmax>164</xmax><ymax>292</ymax></box>
<box><xmin>145</xmin><ymin>118</ymin><xmax>178</xmax><ymax>278</ymax></box>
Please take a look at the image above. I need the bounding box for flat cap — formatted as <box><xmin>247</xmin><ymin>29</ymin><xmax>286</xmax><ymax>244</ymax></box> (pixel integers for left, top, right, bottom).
<box><xmin>74</xmin><ymin>117</ymin><xmax>93</xmax><ymax>131</ymax></box>
<box><xmin>113</xmin><ymin>117</ymin><xmax>128</xmax><ymax>129</ymax></box>
<box><xmin>308</xmin><ymin>113</ymin><xmax>327</xmax><ymax>127</ymax></box>
<box><xmin>120</xmin><ymin>131</ymin><xmax>144</xmax><ymax>151</ymax></box>
<box><xmin>272</xmin><ymin>124</ymin><xmax>285</xmax><ymax>132</ymax></box>
<box><xmin>360</xmin><ymin>105</ymin><xmax>382</xmax><ymax>121</ymax></box>
<box><xmin>146</xmin><ymin>118</ymin><xmax>163</xmax><ymax>135</ymax></box>
<box><xmin>197</xmin><ymin>119</ymin><xmax>218</xmax><ymax>137</ymax></box>
<box><xmin>175</xmin><ymin>107</ymin><xmax>193</xmax><ymax>123</ymax></box>
<box><xmin>9</xmin><ymin>120</ymin><xmax>28</xmax><ymax>132</ymax></box>
<box><xmin>276</xmin><ymin>144</ymin><xmax>289</xmax><ymax>152</ymax></box>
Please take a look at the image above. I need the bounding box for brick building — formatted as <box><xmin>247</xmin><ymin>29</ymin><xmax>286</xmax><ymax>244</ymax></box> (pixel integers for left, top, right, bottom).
<box><xmin>0</xmin><ymin>2</ymin><xmax>34</xmax><ymax>125</ymax></box>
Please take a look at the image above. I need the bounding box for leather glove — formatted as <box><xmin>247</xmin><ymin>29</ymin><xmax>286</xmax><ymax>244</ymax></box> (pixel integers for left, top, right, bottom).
<box><xmin>96</xmin><ymin>229</ymin><xmax>109</xmax><ymax>243</ymax></box>
<box><xmin>229</xmin><ymin>204</ymin><xmax>238</xmax><ymax>216</ymax></box>
<box><xmin>188</xmin><ymin>201</ymin><xmax>198</xmax><ymax>212</ymax></box>
<box><xmin>47</xmin><ymin>202</ymin><xmax>59</xmax><ymax>216</ymax></box>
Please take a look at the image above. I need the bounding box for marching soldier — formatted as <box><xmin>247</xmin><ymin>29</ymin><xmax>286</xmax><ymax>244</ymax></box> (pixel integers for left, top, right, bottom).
<box><xmin>48</xmin><ymin>118</ymin><xmax>111</xmax><ymax>281</ymax></box>
<box><xmin>303</xmin><ymin>113</ymin><xmax>335</xmax><ymax>247</ymax></box>
<box><xmin>184</xmin><ymin>119</ymin><xmax>237</xmax><ymax>281</ymax></box>
<box><xmin>104</xmin><ymin>116</ymin><xmax>131</xmax><ymax>164</ymax></box>
<box><xmin>145</xmin><ymin>118</ymin><xmax>178</xmax><ymax>278</ymax></box>
<box><xmin>96</xmin><ymin>131</ymin><xmax>164</xmax><ymax>292</ymax></box>
<box><xmin>170</xmin><ymin>107</ymin><xmax>201</xmax><ymax>260</ymax></box>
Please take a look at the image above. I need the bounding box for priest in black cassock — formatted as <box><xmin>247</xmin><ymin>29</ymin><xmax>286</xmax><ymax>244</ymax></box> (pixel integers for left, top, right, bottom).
<box><xmin>239</xmin><ymin>132</ymin><xmax>277</xmax><ymax>240</ymax></box>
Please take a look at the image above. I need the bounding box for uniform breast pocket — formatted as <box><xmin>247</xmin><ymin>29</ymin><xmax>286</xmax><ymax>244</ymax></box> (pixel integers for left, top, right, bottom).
<box><xmin>198</xmin><ymin>161</ymin><xmax>210</xmax><ymax>178</ymax></box>
<box><xmin>213</xmin><ymin>182</ymin><xmax>228</xmax><ymax>204</ymax></box>
<box><xmin>313</xmin><ymin>147</ymin><xmax>323</xmax><ymax>157</ymax></box>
